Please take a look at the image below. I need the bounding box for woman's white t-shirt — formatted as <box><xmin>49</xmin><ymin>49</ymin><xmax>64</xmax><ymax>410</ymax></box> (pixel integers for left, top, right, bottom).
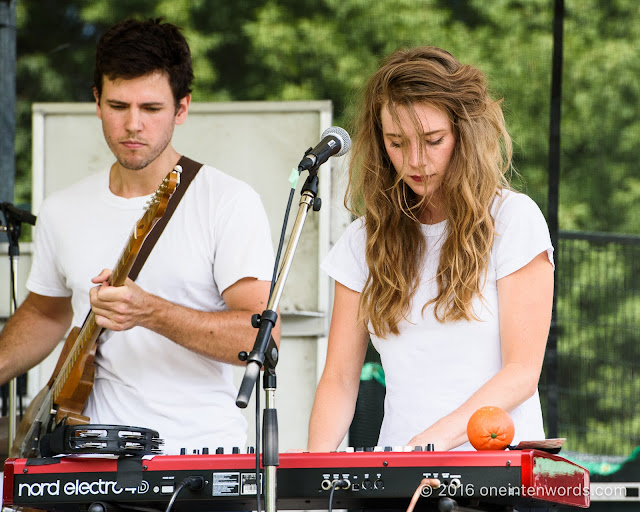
<box><xmin>322</xmin><ymin>190</ymin><xmax>554</xmax><ymax>450</ymax></box>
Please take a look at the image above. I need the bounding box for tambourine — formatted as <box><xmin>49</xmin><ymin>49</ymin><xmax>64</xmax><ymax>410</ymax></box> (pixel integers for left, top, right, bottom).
<box><xmin>40</xmin><ymin>424</ymin><xmax>163</xmax><ymax>456</ymax></box>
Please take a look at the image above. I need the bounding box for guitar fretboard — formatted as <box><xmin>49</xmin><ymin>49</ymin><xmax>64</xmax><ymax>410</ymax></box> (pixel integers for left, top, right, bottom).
<box><xmin>51</xmin><ymin>174</ymin><xmax>178</xmax><ymax>403</ymax></box>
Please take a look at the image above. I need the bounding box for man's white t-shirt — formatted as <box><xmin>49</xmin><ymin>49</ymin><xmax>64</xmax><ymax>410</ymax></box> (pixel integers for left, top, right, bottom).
<box><xmin>322</xmin><ymin>190</ymin><xmax>553</xmax><ymax>450</ymax></box>
<box><xmin>27</xmin><ymin>164</ymin><xmax>274</xmax><ymax>454</ymax></box>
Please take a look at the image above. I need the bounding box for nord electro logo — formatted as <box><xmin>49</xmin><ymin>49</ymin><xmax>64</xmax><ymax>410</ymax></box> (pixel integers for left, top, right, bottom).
<box><xmin>18</xmin><ymin>479</ymin><xmax>150</xmax><ymax>497</ymax></box>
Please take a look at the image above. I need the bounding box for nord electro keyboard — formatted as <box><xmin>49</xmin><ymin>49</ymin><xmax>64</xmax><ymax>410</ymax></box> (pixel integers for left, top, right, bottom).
<box><xmin>4</xmin><ymin>449</ymin><xmax>590</xmax><ymax>511</ymax></box>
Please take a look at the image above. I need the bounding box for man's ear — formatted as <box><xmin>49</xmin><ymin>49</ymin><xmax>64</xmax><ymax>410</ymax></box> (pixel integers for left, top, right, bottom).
<box><xmin>93</xmin><ymin>86</ymin><xmax>102</xmax><ymax>119</ymax></box>
<box><xmin>175</xmin><ymin>94</ymin><xmax>191</xmax><ymax>126</ymax></box>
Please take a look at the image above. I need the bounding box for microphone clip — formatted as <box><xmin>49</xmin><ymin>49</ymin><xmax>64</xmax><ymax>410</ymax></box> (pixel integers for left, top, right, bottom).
<box><xmin>0</xmin><ymin>202</ymin><xmax>37</xmax><ymax>255</ymax></box>
<box><xmin>298</xmin><ymin>146</ymin><xmax>319</xmax><ymax>174</ymax></box>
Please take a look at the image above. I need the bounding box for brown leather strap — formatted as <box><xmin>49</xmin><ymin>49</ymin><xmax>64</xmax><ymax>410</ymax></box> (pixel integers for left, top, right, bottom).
<box><xmin>129</xmin><ymin>156</ymin><xmax>203</xmax><ymax>281</ymax></box>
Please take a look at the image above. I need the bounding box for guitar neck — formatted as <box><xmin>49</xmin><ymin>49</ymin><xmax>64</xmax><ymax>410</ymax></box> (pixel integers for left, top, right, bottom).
<box><xmin>49</xmin><ymin>172</ymin><xmax>178</xmax><ymax>404</ymax></box>
<box><xmin>50</xmin><ymin>232</ymin><xmax>138</xmax><ymax>403</ymax></box>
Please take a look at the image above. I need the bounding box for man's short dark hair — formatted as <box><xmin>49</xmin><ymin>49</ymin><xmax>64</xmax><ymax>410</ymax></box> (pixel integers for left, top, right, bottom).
<box><xmin>93</xmin><ymin>18</ymin><xmax>194</xmax><ymax>107</ymax></box>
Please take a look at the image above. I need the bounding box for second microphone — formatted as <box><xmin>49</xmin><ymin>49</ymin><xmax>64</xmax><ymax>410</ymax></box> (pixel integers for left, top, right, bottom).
<box><xmin>298</xmin><ymin>126</ymin><xmax>351</xmax><ymax>172</ymax></box>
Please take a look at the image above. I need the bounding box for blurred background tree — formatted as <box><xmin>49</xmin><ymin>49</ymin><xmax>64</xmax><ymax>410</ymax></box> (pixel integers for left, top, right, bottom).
<box><xmin>14</xmin><ymin>0</ymin><xmax>639</xmax><ymax>233</ymax></box>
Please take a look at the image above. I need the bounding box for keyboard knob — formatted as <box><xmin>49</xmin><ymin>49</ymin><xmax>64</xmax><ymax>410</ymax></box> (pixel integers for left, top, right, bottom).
<box><xmin>216</xmin><ymin>447</ymin><xmax>224</xmax><ymax>454</ymax></box>
<box><xmin>180</xmin><ymin>448</ymin><xmax>186</xmax><ymax>455</ymax></box>
<box><xmin>232</xmin><ymin>447</ymin><xmax>240</xmax><ymax>454</ymax></box>
<box><xmin>203</xmin><ymin>447</ymin><xmax>209</xmax><ymax>454</ymax></box>
<box><xmin>425</xmin><ymin>444</ymin><xmax>434</xmax><ymax>452</ymax></box>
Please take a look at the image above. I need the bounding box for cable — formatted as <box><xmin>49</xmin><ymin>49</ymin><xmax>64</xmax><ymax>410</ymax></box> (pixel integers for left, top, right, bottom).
<box><xmin>9</xmin><ymin>253</ymin><xmax>18</xmax><ymax>312</ymax></box>
<box><xmin>406</xmin><ymin>478</ymin><xmax>428</xmax><ymax>512</ymax></box>
<box><xmin>406</xmin><ymin>478</ymin><xmax>440</xmax><ymax>512</ymax></box>
<box><xmin>269</xmin><ymin>180</ymin><xmax>298</xmax><ymax>300</ymax></box>
<box><xmin>328</xmin><ymin>479</ymin><xmax>349</xmax><ymax>512</ymax></box>
<box><xmin>9</xmin><ymin>254</ymin><xmax>25</xmax><ymax>417</ymax></box>
<box><xmin>164</xmin><ymin>476</ymin><xmax>205</xmax><ymax>512</ymax></box>
<box><xmin>255</xmin><ymin>378</ymin><xmax>261</xmax><ymax>512</ymax></box>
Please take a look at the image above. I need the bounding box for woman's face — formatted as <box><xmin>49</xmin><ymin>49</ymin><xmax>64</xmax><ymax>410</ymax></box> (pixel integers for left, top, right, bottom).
<box><xmin>381</xmin><ymin>102</ymin><xmax>455</xmax><ymax>216</ymax></box>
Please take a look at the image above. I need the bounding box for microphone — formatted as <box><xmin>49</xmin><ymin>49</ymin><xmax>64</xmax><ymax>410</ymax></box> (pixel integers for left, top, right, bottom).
<box><xmin>0</xmin><ymin>202</ymin><xmax>37</xmax><ymax>226</ymax></box>
<box><xmin>298</xmin><ymin>126</ymin><xmax>351</xmax><ymax>172</ymax></box>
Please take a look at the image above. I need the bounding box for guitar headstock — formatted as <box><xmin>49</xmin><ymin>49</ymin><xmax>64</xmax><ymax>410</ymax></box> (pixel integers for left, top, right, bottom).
<box><xmin>135</xmin><ymin>166</ymin><xmax>181</xmax><ymax>239</ymax></box>
<box><xmin>151</xmin><ymin>167</ymin><xmax>181</xmax><ymax>218</ymax></box>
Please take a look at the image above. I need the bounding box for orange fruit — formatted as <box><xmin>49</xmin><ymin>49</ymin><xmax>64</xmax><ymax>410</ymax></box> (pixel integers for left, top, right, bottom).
<box><xmin>466</xmin><ymin>406</ymin><xmax>515</xmax><ymax>450</ymax></box>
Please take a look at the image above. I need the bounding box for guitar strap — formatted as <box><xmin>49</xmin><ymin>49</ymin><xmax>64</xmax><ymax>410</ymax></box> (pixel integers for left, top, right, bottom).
<box><xmin>129</xmin><ymin>155</ymin><xmax>203</xmax><ymax>281</ymax></box>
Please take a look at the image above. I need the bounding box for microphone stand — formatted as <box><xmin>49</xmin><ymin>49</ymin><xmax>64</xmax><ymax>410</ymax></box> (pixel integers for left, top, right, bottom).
<box><xmin>236</xmin><ymin>168</ymin><xmax>322</xmax><ymax>512</ymax></box>
<box><xmin>0</xmin><ymin>205</ymin><xmax>32</xmax><ymax>456</ymax></box>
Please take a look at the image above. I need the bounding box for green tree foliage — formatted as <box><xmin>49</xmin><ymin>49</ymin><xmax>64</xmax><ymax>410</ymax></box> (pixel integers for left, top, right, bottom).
<box><xmin>559</xmin><ymin>0</ymin><xmax>640</xmax><ymax>234</ymax></box>
<box><xmin>15</xmin><ymin>0</ymin><xmax>639</xmax><ymax>234</ymax></box>
<box><xmin>14</xmin><ymin>1</ymin><xmax>96</xmax><ymax>202</ymax></box>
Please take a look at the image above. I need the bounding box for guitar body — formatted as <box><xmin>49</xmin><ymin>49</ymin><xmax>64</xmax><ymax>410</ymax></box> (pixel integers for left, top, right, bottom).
<box><xmin>9</xmin><ymin>385</ymin><xmax>51</xmax><ymax>458</ymax></box>
<box><xmin>10</xmin><ymin>168</ymin><xmax>179</xmax><ymax>459</ymax></box>
<box><xmin>49</xmin><ymin>326</ymin><xmax>96</xmax><ymax>424</ymax></box>
<box><xmin>10</xmin><ymin>327</ymin><xmax>95</xmax><ymax>458</ymax></box>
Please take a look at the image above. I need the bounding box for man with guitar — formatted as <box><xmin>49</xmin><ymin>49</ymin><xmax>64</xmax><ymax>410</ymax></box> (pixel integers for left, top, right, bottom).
<box><xmin>0</xmin><ymin>18</ymin><xmax>278</xmax><ymax>456</ymax></box>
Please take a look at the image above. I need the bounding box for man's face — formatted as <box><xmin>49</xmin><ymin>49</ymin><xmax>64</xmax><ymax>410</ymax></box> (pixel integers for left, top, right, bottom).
<box><xmin>95</xmin><ymin>71</ymin><xmax>189</xmax><ymax>171</ymax></box>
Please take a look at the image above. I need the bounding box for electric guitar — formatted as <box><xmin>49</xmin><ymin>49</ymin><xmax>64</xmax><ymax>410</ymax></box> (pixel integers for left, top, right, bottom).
<box><xmin>10</xmin><ymin>168</ymin><xmax>180</xmax><ymax>458</ymax></box>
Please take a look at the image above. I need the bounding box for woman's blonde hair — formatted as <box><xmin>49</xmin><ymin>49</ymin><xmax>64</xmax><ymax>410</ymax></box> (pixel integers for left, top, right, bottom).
<box><xmin>347</xmin><ymin>46</ymin><xmax>512</xmax><ymax>337</ymax></box>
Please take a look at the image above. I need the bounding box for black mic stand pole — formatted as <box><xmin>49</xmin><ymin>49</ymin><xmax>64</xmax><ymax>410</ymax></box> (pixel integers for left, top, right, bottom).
<box><xmin>236</xmin><ymin>169</ymin><xmax>322</xmax><ymax>512</ymax></box>
<box><xmin>1</xmin><ymin>209</ymin><xmax>25</xmax><ymax>455</ymax></box>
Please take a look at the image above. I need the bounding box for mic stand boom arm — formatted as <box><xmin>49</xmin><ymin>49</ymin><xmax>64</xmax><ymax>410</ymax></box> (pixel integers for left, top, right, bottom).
<box><xmin>236</xmin><ymin>171</ymin><xmax>322</xmax><ymax>512</ymax></box>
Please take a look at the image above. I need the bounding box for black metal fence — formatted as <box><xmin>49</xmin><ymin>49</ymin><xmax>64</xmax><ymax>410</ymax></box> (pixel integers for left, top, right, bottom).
<box><xmin>540</xmin><ymin>230</ymin><xmax>640</xmax><ymax>457</ymax></box>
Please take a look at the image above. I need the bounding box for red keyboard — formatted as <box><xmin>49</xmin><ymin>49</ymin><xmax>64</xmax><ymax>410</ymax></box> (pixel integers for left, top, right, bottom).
<box><xmin>3</xmin><ymin>449</ymin><xmax>590</xmax><ymax>510</ymax></box>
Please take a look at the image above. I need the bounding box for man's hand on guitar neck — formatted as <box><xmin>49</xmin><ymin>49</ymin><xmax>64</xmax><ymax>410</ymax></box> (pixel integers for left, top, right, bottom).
<box><xmin>90</xmin><ymin>268</ymin><xmax>153</xmax><ymax>332</ymax></box>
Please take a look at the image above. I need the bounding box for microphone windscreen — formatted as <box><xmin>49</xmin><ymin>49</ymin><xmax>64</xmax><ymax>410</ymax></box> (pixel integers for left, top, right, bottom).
<box><xmin>321</xmin><ymin>126</ymin><xmax>351</xmax><ymax>157</ymax></box>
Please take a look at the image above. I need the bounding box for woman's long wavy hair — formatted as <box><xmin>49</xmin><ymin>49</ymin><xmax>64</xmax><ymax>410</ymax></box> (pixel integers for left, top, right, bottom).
<box><xmin>347</xmin><ymin>46</ymin><xmax>512</xmax><ymax>337</ymax></box>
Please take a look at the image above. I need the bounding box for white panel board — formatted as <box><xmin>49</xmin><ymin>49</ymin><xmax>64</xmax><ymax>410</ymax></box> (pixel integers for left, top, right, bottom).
<box><xmin>7</xmin><ymin>100</ymin><xmax>352</xmax><ymax>452</ymax></box>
